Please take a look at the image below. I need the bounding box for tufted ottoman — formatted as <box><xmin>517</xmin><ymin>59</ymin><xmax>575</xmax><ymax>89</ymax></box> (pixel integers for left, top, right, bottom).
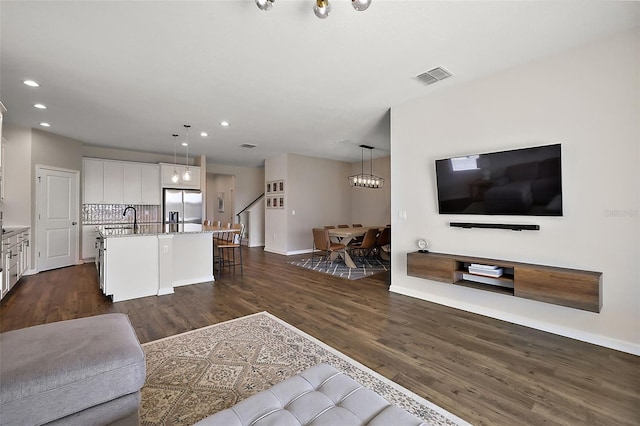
<box><xmin>0</xmin><ymin>314</ymin><xmax>146</xmax><ymax>426</ymax></box>
<box><xmin>194</xmin><ymin>363</ymin><xmax>426</xmax><ymax>426</ymax></box>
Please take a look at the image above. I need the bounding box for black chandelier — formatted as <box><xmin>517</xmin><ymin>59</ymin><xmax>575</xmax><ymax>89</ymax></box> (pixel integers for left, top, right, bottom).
<box><xmin>348</xmin><ymin>145</ymin><xmax>384</xmax><ymax>189</ymax></box>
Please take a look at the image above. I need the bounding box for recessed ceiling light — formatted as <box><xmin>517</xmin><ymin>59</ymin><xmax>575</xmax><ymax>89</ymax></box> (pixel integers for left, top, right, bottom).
<box><xmin>220</xmin><ymin>121</ymin><xmax>230</xmax><ymax>127</ymax></box>
<box><xmin>181</xmin><ymin>142</ymin><xmax>188</xmax><ymax>147</ymax></box>
<box><xmin>23</xmin><ymin>80</ymin><xmax>40</xmax><ymax>87</ymax></box>
<box><xmin>40</xmin><ymin>122</ymin><xmax>51</xmax><ymax>127</ymax></box>
<box><xmin>200</xmin><ymin>132</ymin><xmax>208</xmax><ymax>137</ymax></box>
<box><xmin>33</xmin><ymin>103</ymin><xmax>47</xmax><ymax>109</ymax></box>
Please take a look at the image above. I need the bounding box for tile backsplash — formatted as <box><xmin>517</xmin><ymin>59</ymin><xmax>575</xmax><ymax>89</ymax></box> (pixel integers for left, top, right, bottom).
<box><xmin>82</xmin><ymin>204</ymin><xmax>161</xmax><ymax>224</ymax></box>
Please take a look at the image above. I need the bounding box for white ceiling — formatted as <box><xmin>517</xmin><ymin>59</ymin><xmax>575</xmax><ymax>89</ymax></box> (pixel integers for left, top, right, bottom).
<box><xmin>1</xmin><ymin>1</ymin><xmax>638</xmax><ymax>167</ymax></box>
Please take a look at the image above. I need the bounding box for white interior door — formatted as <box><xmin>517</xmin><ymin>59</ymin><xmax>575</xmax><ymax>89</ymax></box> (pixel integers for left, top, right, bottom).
<box><xmin>37</xmin><ymin>166</ymin><xmax>79</xmax><ymax>272</ymax></box>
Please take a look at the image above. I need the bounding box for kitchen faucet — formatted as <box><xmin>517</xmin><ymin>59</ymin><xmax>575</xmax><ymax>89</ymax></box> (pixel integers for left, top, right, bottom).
<box><xmin>123</xmin><ymin>206</ymin><xmax>137</xmax><ymax>230</ymax></box>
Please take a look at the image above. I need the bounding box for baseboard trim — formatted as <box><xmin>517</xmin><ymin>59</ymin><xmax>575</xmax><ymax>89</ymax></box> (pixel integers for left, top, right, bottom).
<box><xmin>157</xmin><ymin>287</ymin><xmax>175</xmax><ymax>296</ymax></box>
<box><xmin>172</xmin><ymin>275</ymin><xmax>215</xmax><ymax>287</ymax></box>
<box><xmin>287</xmin><ymin>249</ymin><xmax>314</xmax><ymax>256</ymax></box>
<box><xmin>390</xmin><ymin>284</ymin><xmax>640</xmax><ymax>356</ymax></box>
<box><xmin>263</xmin><ymin>247</ymin><xmax>287</xmax><ymax>255</ymax></box>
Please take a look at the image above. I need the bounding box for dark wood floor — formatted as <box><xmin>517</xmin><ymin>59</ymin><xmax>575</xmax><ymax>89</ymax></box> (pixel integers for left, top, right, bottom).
<box><xmin>1</xmin><ymin>247</ymin><xmax>638</xmax><ymax>425</ymax></box>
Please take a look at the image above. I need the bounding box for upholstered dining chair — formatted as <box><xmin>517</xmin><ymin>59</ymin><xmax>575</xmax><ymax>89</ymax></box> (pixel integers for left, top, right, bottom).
<box><xmin>312</xmin><ymin>228</ymin><xmax>346</xmax><ymax>271</ymax></box>
<box><xmin>349</xmin><ymin>228</ymin><xmax>378</xmax><ymax>261</ymax></box>
<box><xmin>337</xmin><ymin>224</ymin><xmax>349</xmax><ymax>228</ymax></box>
<box><xmin>351</xmin><ymin>223</ymin><xmax>364</xmax><ymax>244</ymax></box>
<box><xmin>324</xmin><ymin>225</ymin><xmax>335</xmax><ymax>229</ymax></box>
<box><xmin>375</xmin><ymin>226</ymin><xmax>391</xmax><ymax>260</ymax></box>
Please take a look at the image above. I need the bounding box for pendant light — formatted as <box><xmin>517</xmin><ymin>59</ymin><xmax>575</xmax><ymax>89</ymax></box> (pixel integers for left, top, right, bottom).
<box><xmin>182</xmin><ymin>124</ymin><xmax>192</xmax><ymax>182</ymax></box>
<box><xmin>171</xmin><ymin>133</ymin><xmax>180</xmax><ymax>184</ymax></box>
<box><xmin>348</xmin><ymin>144</ymin><xmax>384</xmax><ymax>189</ymax></box>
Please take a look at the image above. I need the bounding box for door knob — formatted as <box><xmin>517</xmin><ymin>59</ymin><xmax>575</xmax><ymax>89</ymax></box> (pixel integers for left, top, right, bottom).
<box><xmin>72</xmin><ymin>222</ymin><xmax>77</xmax><ymax>225</ymax></box>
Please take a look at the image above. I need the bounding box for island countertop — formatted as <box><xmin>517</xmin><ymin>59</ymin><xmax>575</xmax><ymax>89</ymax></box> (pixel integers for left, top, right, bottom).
<box><xmin>96</xmin><ymin>223</ymin><xmax>213</xmax><ymax>238</ymax></box>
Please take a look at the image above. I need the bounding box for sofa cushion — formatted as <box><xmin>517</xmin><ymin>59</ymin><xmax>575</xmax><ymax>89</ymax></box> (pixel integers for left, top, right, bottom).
<box><xmin>0</xmin><ymin>314</ymin><xmax>146</xmax><ymax>426</ymax></box>
<box><xmin>194</xmin><ymin>363</ymin><xmax>426</xmax><ymax>426</ymax></box>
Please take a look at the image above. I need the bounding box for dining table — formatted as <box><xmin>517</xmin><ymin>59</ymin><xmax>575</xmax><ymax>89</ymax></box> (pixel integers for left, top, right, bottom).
<box><xmin>327</xmin><ymin>226</ymin><xmax>382</xmax><ymax>268</ymax></box>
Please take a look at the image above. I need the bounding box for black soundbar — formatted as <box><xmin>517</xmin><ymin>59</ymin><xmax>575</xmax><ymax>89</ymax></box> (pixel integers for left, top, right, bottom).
<box><xmin>450</xmin><ymin>222</ymin><xmax>540</xmax><ymax>231</ymax></box>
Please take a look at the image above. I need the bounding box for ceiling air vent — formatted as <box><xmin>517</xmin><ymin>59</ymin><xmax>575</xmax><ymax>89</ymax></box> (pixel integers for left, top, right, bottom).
<box><xmin>414</xmin><ymin>67</ymin><xmax>453</xmax><ymax>86</ymax></box>
<box><xmin>240</xmin><ymin>143</ymin><xmax>257</xmax><ymax>149</ymax></box>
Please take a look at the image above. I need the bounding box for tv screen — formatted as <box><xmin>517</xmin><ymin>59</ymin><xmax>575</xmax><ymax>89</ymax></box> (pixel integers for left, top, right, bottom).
<box><xmin>435</xmin><ymin>144</ymin><xmax>562</xmax><ymax>216</ymax></box>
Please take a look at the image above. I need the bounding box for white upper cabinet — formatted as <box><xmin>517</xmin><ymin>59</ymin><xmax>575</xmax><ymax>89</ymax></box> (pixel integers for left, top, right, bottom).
<box><xmin>83</xmin><ymin>158</ymin><xmax>104</xmax><ymax>204</ymax></box>
<box><xmin>83</xmin><ymin>158</ymin><xmax>161</xmax><ymax>205</ymax></box>
<box><xmin>140</xmin><ymin>164</ymin><xmax>161</xmax><ymax>204</ymax></box>
<box><xmin>103</xmin><ymin>161</ymin><xmax>124</xmax><ymax>203</ymax></box>
<box><xmin>160</xmin><ymin>163</ymin><xmax>201</xmax><ymax>189</ymax></box>
<box><xmin>123</xmin><ymin>163</ymin><xmax>142</xmax><ymax>204</ymax></box>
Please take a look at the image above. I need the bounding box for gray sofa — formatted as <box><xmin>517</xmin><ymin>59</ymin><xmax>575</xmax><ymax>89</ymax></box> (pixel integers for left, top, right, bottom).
<box><xmin>0</xmin><ymin>314</ymin><xmax>146</xmax><ymax>426</ymax></box>
<box><xmin>195</xmin><ymin>363</ymin><xmax>426</xmax><ymax>426</ymax></box>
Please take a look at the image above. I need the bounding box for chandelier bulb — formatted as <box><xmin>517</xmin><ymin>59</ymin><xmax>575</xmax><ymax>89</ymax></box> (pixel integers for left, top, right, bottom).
<box><xmin>314</xmin><ymin>0</ymin><xmax>331</xmax><ymax>19</ymax></box>
<box><xmin>256</xmin><ymin>0</ymin><xmax>274</xmax><ymax>11</ymax></box>
<box><xmin>352</xmin><ymin>0</ymin><xmax>371</xmax><ymax>12</ymax></box>
<box><xmin>171</xmin><ymin>171</ymin><xmax>179</xmax><ymax>184</ymax></box>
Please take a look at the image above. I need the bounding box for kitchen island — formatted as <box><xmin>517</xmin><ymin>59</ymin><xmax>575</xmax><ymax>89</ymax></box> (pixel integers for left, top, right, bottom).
<box><xmin>97</xmin><ymin>224</ymin><xmax>214</xmax><ymax>302</ymax></box>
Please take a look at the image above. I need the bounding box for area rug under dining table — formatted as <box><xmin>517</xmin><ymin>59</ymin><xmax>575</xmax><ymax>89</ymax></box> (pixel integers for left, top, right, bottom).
<box><xmin>288</xmin><ymin>256</ymin><xmax>390</xmax><ymax>280</ymax></box>
<box><xmin>140</xmin><ymin>312</ymin><xmax>469</xmax><ymax>426</ymax></box>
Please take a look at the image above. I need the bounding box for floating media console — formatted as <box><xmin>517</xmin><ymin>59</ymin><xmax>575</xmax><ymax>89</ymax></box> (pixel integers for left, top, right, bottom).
<box><xmin>406</xmin><ymin>251</ymin><xmax>602</xmax><ymax>312</ymax></box>
<box><xmin>450</xmin><ymin>222</ymin><xmax>540</xmax><ymax>231</ymax></box>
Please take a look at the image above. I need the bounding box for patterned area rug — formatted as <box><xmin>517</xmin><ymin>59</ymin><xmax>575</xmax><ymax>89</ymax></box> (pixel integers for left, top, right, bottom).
<box><xmin>288</xmin><ymin>256</ymin><xmax>390</xmax><ymax>279</ymax></box>
<box><xmin>141</xmin><ymin>312</ymin><xmax>469</xmax><ymax>426</ymax></box>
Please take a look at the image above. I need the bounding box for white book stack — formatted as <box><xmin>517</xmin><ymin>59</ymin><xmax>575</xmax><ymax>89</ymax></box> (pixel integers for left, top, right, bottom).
<box><xmin>468</xmin><ymin>263</ymin><xmax>504</xmax><ymax>277</ymax></box>
<box><xmin>463</xmin><ymin>263</ymin><xmax>513</xmax><ymax>289</ymax></box>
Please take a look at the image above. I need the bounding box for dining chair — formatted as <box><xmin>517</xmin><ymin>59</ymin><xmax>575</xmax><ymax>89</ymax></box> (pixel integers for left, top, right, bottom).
<box><xmin>337</xmin><ymin>224</ymin><xmax>349</xmax><ymax>228</ymax></box>
<box><xmin>324</xmin><ymin>225</ymin><xmax>335</xmax><ymax>229</ymax></box>
<box><xmin>312</xmin><ymin>228</ymin><xmax>346</xmax><ymax>271</ymax></box>
<box><xmin>350</xmin><ymin>223</ymin><xmax>364</xmax><ymax>243</ymax></box>
<box><xmin>375</xmin><ymin>227</ymin><xmax>391</xmax><ymax>259</ymax></box>
<box><xmin>203</xmin><ymin>220</ymin><xmax>212</xmax><ymax>227</ymax></box>
<box><xmin>349</xmin><ymin>228</ymin><xmax>378</xmax><ymax>261</ymax></box>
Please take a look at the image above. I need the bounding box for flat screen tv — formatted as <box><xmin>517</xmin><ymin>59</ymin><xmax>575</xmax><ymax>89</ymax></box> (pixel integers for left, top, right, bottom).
<box><xmin>435</xmin><ymin>144</ymin><xmax>562</xmax><ymax>216</ymax></box>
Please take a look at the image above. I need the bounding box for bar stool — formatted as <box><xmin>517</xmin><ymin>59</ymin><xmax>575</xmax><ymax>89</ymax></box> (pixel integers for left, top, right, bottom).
<box><xmin>217</xmin><ymin>223</ymin><xmax>244</xmax><ymax>275</ymax></box>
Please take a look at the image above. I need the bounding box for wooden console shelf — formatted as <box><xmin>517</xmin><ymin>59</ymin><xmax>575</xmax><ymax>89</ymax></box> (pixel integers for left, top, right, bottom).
<box><xmin>407</xmin><ymin>252</ymin><xmax>602</xmax><ymax>312</ymax></box>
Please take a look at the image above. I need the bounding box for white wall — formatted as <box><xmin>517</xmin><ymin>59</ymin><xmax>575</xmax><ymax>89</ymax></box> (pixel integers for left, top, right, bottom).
<box><xmin>206</xmin><ymin>162</ymin><xmax>264</xmax><ymax>217</ymax></box>
<box><xmin>351</xmin><ymin>155</ymin><xmax>391</xmax><ymax>226</ymax></box>
<box><xmin>287</xmin><ymin>154</ymin><xmax>352</xmax><ymax>253</ymax></box>
<box><xmin>390</xmin><ymin>29</ymin><xmax>640</xmax><ymax>354</ymax></box>
<box><xmin>206</xmin><ymin>173</ymin><xmax>235</xmax><ymax>225</ymax></box>
<box><xmin>264</xmin><ymin>154</ymin><xmax>289</xmax><ymax>254</ymax></box>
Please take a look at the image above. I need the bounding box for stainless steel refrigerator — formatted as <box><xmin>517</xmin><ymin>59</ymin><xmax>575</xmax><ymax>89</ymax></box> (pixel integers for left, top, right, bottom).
<box><xmin>163</xmin><ymin>189</ymin><xmax>203</xmax><ymax>232</ymax></box>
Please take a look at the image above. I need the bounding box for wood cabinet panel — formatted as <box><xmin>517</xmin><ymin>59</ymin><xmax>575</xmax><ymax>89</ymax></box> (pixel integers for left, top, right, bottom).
<box><xmin>406</xmin><ymin>251</ymin><xmax>602</xmax><ymax>312</ymax></box>
<box><xmin>515</xmin><ymin>266</ymin><xmax>602</xmax><ymax>312</ymax></box>
<box><xmin>407</xmin><ymin>252</ymin><xmax>454</xmax><ymax>283</ymax></box>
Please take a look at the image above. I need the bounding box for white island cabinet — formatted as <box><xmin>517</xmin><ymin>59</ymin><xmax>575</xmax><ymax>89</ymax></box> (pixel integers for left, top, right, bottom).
<box><xmin>99</xmin><ymin>225</ymin><xmax>214</xmax><ymax>302</ymax></box>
